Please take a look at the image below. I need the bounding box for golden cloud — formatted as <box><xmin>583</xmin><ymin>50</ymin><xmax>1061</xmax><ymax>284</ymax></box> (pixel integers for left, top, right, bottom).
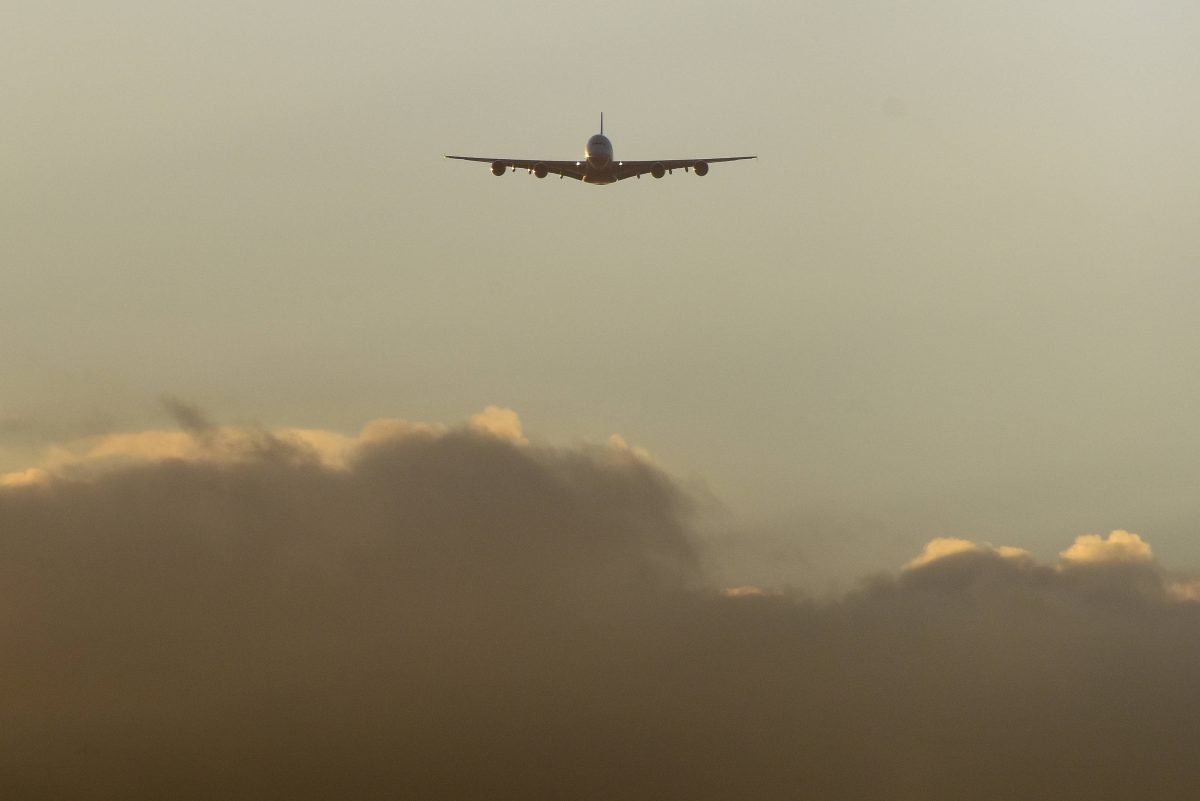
<box><xmin>606</xmin><ymin>433</ymin><xmax>654</xmax><ymax>464</ymax></box>
<box><xmin>905</xmin><ymin>537</ymin><xmax>1033</xmax><ymax>570</ymax></box>
<box><xmin>1059</xmin><ymin>530</ymin><xmax>1154</xmax><ymax>565</ymax></box>
<box><xmin>468</xmin><ymin>405</ymin><xmax>527</xmax><ymax>445</ymax></box>
<box><xmin>722</xmin><ymin>585</ymin><xmax>769</xmax><ymax>598</ymax></box>
<box><xmin>0</xmin><ymin>408</ymin><xmax>529</xmax><ymax>487</ymax></box>
<box><xmin>906</xmin><ymin>532</ymin><xmax>1166</xmax><ymax>575</ymax></box>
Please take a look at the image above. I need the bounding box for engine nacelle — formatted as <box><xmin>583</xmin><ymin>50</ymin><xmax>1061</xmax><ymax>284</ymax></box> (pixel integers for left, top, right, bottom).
<box><xmin>533</xmin><ymin>162</ymin><xmax>548</xmax><ymax>178</ymax></box>
<box><xmin>491</xmin><ymin>161</ymin><xmax>507</xmax><ymax>176</ymax></box>
<box><xmin>651</xmin><ymin>162</ymin><xmax>666</xmax><ymax>179</ymax></box>
<box><xmin>693</xmin><ymin>161</ymin><xmax>709</xmax><ymax>177</ymax></box>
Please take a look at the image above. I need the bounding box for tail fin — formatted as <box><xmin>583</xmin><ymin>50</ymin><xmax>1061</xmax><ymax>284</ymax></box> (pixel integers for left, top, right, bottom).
<box><xmin>600</xmin><ymin>112</ymin><xmax>604</xmax><ymax>135</ymax></box>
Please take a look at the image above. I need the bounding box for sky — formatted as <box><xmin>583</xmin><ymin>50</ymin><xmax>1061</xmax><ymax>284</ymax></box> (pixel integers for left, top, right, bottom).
<box><xmin>4</xmin><ymin>2</ymin><xmax>1200</xmax><ymax>795</ymax></box>
<box><xmin>5</xmin><ymin>1</ymin><xmax>1200</xmax><ymax>586</ymax></box>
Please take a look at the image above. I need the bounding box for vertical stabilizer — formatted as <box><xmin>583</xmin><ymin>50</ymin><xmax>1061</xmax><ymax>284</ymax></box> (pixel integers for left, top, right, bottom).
<box><xmin>600</xmin><ymin>112</ymin><xmax>604</xmax><ymax>135</ymax></box>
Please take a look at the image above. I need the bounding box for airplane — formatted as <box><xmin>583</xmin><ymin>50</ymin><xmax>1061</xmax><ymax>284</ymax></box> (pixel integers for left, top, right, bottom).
<box><xmin>445</xmin><ymin>114</ymin><xmax>755</xmax><ymax>185</ymax></box>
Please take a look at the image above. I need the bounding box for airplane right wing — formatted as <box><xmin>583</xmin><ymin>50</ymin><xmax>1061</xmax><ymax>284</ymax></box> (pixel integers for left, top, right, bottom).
<box><xmin>444</xmin><ymin>156</ymin><xmax>589</xmax><ymax>181</ymax></box>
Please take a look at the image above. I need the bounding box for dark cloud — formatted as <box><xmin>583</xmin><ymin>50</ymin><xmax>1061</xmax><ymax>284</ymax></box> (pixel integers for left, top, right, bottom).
<box><xmin>2</xmin><ymin>424</ymin><xmax>1200</xmax><ymax>800</ymax></box>
<box><xmin>160</xmin><ymin>395</ymin><xmax>216</xmax><ymax>443</ymax></box>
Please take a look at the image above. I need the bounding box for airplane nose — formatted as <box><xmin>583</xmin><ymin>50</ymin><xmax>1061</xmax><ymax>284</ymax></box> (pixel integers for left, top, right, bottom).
<box><xmin>585</xmin><ymin>135</ymin><xmax>613</xmax><ymax>168</ymax></box>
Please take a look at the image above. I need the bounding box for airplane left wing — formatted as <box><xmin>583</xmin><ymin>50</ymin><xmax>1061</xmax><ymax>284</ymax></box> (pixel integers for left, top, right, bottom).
<box><xmin>444</xmin><ymin>156</ymin><xmax>588</xmax><ymax>181</ymax></box>
<box><xmin>611</xmin><ymin>156</ymin><xmax>757</xmax><ymax>181</ymax></box>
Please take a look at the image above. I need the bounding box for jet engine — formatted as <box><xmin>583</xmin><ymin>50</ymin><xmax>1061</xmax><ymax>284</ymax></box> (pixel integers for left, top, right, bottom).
<box><xmin>533</xmin><ymin>163</ymin><xmax>548</xmax><ymax>178</ymax></box>
<box><xmin>693</xmin><ymin>161</ymin><xmax>709</xmax><ymax>176</ymax></box>
<box><xmin>491</xmin><ymin>161</ymin><xmax>507</xmax><ymax>176</ymax></box>
<box><xmin>651</xmin><ymin>162</ymin><xmax>666</xmax><ymax>179</ymax></box>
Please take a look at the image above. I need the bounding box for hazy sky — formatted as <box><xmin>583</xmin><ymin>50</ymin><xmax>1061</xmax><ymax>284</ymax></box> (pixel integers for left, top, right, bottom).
<box><xmin>5</xmin><ymin>1</ymin><xmax>1200</xmax><ymax>584</ymax></box>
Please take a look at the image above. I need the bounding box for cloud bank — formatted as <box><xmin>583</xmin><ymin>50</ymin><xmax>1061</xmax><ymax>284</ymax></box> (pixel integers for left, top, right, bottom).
<box><xmin>3</xmin><ymin>409</ymin><xmax>1200</xmax><ymax>800</ymax></box>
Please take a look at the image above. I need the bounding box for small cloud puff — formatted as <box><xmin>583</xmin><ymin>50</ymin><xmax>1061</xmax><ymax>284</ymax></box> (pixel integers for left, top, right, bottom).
<box><xmin>1168</xmin><ymin>579</ymin><xmax>1200</xmax><ymax>603</ymax></box>
<box><xmin>902</xmin><ymin>530</ymin><xmax>1200</xmax><ymax>607</ymax></box>
<box><xmin>722</xmin><ymin>585</ymin><xmax>769</xmax><ymax>598</ymax></box>
<box><xmin>905</xmin><ymin>537</ymin><xmax>1032</xmax><ymax>570</ymax></box>
<box><xmin>0</xmin><ymin>467</ymin><xmax>51</xmax><ymax>488</ymax></box>
<box><xmin>1060</xmin><ymin>530</ymin><xmax>1154</xmax><ymax>565</ymax></box>
<box><xmin>607</xmin><ymin>433</ymin><xmax>653</xmax><ymax>464</ymax></box>
<box><xmin>907</xmin><ymin>531</ymin><xmax>1161</xmax><ymax>574</ymax></box>
<box><xmin>468</xmin><ymin>406</ymin><xmax>527</xmax><ymax>445</ymax></box>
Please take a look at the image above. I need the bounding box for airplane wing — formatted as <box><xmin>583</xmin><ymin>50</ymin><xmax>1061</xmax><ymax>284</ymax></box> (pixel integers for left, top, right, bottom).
<box><xmin>444</xmin><ymin>156</ymin><xmax>588</xmax><ymax>181</ymax></box>
<box><xmin>445</xmin><ymin>154</ymin><xmax>756</xmax><ymax>182</ymax></box>
<box><xmin>611</xmin><ymin>156</ymin><xmax>756</xmax><ymax>181</ymax></box>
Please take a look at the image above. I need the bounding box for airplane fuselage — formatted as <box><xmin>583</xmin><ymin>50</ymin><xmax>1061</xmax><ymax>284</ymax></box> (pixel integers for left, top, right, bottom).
<box><xmin>583</xmin><ymin>133</ymin><xmax>617</xmax><ymax>184</ymax></box>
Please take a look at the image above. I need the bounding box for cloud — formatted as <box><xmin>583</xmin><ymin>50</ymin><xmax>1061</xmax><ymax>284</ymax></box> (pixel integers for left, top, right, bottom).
<box><xmin>3</xmin><ymin>410</ymin><xmax>1200</xmax><ymax>800</ymax></box>
<box><xmin>607</xmin><ymin>433</ymin><xmax>654</xmax><ymax>463</ymax></box>
<box><xmin>905</xmin><ymin>536</ymin><xmax>1033</xmax><ymax>569</ymax></box>
<box><xmin>468</xmin><ymin>404</ymin><xmax>527</xmax><ymax>444</ymax></box>
<box><xmin>0</xmin><ymin>466</ymin><xmax>50</xmax><ymax>488</ymax></box>
<box><xmin>0</xmin><ymin>408</ymin><xmax>521</xmax><ymax>485</ymax></box>
<box><xmin>1</xmin><ymin>426</ymin><xmax>333</xmax><ymax>483</ymax></box>
<box><xmin>160</xmin><ymin>395</ymin><xmax>216</xmax><ymax>440</ymax></box>
<box><xmin>1060</xmin><ymin>529</ymin><xmax>1154</xmax><ymax>565</ymax></box>
<box><xmin>908</xmin><ymin>531</ymin><xmax>1159</xmax><ymax>573</ymax></box>
<box><xmin>722</xmin><ymin>584</ymin><xmax>770</xmax><ymax>598</ymax></box>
